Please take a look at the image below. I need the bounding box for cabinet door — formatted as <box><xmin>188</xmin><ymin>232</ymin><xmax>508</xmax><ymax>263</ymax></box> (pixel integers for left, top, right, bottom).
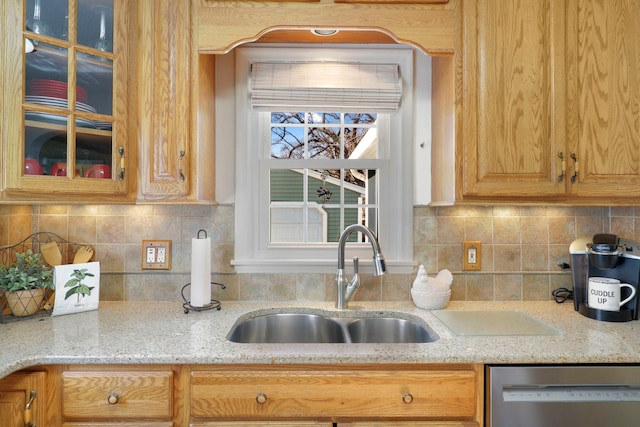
<box><xmin>0</xmin><ymin>371</ymin><xmax>46</xmax><ymax>427</ymax></box>
<box><xmin>460</xmin><ymin>0</ymin><xmax>567</xmax><ymax>200</ymax></box>
<box><xmin>135</xmin><ymin>0</ymin><xmax>190</xmax><ymax>199</ymax></box>
<box><xmin>566</xmin><ymin>0</ymin><xmax>640</xmax><ymax>199</ymax></box>
<box><xmin>2</xmin><ymin>0</ymin><xmax>132</xmax><ymax>200</ymax></box>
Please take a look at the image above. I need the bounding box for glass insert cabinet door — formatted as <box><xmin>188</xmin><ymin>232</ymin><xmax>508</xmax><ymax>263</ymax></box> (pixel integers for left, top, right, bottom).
<box><xmin>6</xmin><ymin>0</ymin><xmax>128</xmax><ymax>196</ymax></box>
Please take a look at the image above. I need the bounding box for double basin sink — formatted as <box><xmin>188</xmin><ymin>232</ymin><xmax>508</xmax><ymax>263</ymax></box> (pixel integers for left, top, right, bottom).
<box><xmin>227</xmin><ymin>310</ymin><xmax>439</xmax><ymax>344</ymax></box>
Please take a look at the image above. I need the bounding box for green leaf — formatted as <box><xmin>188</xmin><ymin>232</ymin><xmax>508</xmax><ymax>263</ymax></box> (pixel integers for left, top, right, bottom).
<box><xmin>64</xmin><ymin>287</ymin><xmax>78</xmax><ymax>301</ymax></box>
<box><xmin>77</xmin><ymin>284</ymin><xmax>92</xmax><ymax>296</ymax></box>
<box><xmin>65</xmin><ymin>278</ymin><xmax>80</xmax><ymax>288</ymax></box>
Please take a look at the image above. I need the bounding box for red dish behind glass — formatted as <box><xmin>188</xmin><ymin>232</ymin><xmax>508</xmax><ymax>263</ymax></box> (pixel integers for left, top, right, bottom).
<box><xmin>27</xmin><ymin>79</ymin><xmax>88</xmax><ymax>104</ymax></box>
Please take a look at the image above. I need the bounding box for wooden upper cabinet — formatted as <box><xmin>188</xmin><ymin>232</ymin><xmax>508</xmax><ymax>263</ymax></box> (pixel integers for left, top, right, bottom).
<box><xmin>135</xmin><ymin>0</ymin><xmax>215</xmax><ymax>202</ymax></box>
<box><xmin>1</xmin><ymin>0</ymin><xmax>134</xmax><ymax>202</ymax></box>
<box><xmin>460</xmin><ymin>0</ymin><xmax>640</xmax><ymax>204</ymax></box>
<box><xmin>135</xmin><ymin>0</ymin><xmax>190</xmax><ymax>200</ymax></box>
<box><xmin>565</xmin><ymin>0</ymin><xmax>640</xmax><ymax>199</ymax></box>
<box><xmin>460</xmin><ymin>0</ymin><xmax>567</xmax><ymax>201</ymax></box>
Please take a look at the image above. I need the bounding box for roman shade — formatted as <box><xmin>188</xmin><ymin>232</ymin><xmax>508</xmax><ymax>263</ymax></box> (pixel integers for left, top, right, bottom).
<box><xmin>249</xmin><ymin>62</ymin><xmax>402</xmax><ymax>112</ymax></box>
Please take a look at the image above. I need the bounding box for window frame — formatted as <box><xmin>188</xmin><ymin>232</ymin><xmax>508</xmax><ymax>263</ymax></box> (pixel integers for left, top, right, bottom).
<box><xmin>232</xmin><ymin>45</ymin><xmax>416</xmax><ymax>274</ymax></box>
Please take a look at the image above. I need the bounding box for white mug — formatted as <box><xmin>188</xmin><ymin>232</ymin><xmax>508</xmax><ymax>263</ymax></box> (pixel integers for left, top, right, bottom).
<box><xmin>588</xmin><ymin>277</ymin><xmax>636</xmax><ymax>312</ymax></box>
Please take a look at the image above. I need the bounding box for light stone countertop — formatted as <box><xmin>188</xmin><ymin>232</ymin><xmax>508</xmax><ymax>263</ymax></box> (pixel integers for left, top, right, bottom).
<box><xmin>2</xmin><ymin>300</ymin><xmax>640</xmax><ymax>379</ymax></box>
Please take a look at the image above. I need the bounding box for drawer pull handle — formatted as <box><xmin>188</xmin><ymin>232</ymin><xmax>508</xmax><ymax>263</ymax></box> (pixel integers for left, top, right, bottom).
<box><xmin>107</xmin><ymin>393</ymin><xmax>120</xmax><ymax>405</ymax></box>
<box><xmin>256</xmin><ymin>393</ymin><xmax>267</xmax><ymax>404</ymax></box>
<box><xmin>402</xmin><ymin>393</ymin><xmax>414</xmax><ymax>404</ymax></box>
<box><xmin>570</xmin><ymin>152</ymin><xmax>579</xmax><ymax>183</ymax></box>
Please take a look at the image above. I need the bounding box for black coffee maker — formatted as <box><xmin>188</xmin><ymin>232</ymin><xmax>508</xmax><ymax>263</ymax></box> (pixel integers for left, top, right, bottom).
<box><xmin>570</xmin><ymin>233</ymin><xmax>640</xmax><ymax>322</ymax></box>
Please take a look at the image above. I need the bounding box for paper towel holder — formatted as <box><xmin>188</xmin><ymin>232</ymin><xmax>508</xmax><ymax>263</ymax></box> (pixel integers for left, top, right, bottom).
<box><xmin>182</xmin><ymin>229</ymin><xmax>225</xmax><ymax>313</ymax></box>
<box><xmin>181</xmin><ymin>281</ymin><xmax>226</xmax><ymax>314</ymax></box>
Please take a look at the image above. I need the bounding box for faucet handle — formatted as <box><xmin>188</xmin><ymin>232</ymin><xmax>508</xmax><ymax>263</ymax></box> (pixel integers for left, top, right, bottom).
<box><xmin>352</xmin><ymin>257</ymin><xmax>359</xmax><ymax>274</ymax></box>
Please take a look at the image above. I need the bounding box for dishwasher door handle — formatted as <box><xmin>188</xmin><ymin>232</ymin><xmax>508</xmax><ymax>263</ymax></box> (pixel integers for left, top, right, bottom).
<box><xmin>503</xmin><ymin>385</ymin><xmax>640</xmax><ymax>402</ymax></box>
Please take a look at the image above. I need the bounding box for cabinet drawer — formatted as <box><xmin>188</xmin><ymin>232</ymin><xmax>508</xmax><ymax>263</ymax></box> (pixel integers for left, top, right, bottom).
<box><xmin>192</xmin><ymin>423</ymin><xmax>332</xmax><ymax>427</ymax></box>
<box><xmin>191</xmin><ymin>367</ymin><xmax>478</xmax><ymax>419</ymax></box>
<box><xmin>64</xmin><ymin>424</ymin><xmax>173</xmax><ymax>427</ymax></box>
<box><xmin>62</xmin><ymin>370</ymin><xmax>173</xmax><ymax>419</ymax></box>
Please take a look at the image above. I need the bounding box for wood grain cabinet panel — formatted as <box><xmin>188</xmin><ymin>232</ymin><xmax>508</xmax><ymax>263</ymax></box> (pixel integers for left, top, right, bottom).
<box><xmin>192</xmin><ymin>423</ymin><xmax>332</xmax><ymax>427</ymax></box>
<box><xmin>135</xmin><ymin>0</ymin><xmax>191</xmax><ymax>199</ymax></box>
<box><xmin>191</xmin><ymin>366</ymin><xmax>478</xmax><ymax>420</ymax></box>
<box><xmin>460</xmin><ymin>0</ymin><xmax>567</xmax><ymax>200</ymax></box>
<box><xmin>62</xmin><ymin>370</ymin><xmax>173</xmax><ymax>420</ymax></box>
<box><xmin>460</xmin><ymin>0</ymin><xmax>640</xmax><ymax>203</ymax></box>
<box><xmin>565</xmin><ymin>0</ymin><xmax>640</xmax><ymax>199</ymax></box>
<box><xmin>0</xmin><ymin>371</ymin><xmax>46</xmax><ymax>427</ymax></box>
<box><xmin>335</xmin><ymin>0</ymin><xmax>448</xmax><ymax>3</ymax></box>
<box><xmin>63</xmin><ymin>423</ymin><xmax>172</xmax><ymax>427</ymax></box>
<box><xmin>134</xmin><ymin>0</ymin><xmax>216</xmax><ymax>202</ymax></box>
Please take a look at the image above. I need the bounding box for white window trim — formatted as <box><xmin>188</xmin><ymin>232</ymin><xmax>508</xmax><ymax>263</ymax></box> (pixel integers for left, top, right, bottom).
<box><xmin>232</xmin><ymin>45</ymin><xmax>416</xmax><ymax>274</ymax></box>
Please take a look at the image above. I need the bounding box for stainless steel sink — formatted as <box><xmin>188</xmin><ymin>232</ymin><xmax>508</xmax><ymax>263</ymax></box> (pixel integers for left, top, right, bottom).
<box><xmin>227</xmin><ymin>311</ymin><xmax>439</xmax><ymax>344</ymax></box>
<box><xmin>227</xmin><ymin>313</ymin><xmax>346</xmax><ymax>343</ymax></box>
<box><xmin>347</xmin><ymin>317</ymin><xmax>438</xmax><ymax>343</ymax></box>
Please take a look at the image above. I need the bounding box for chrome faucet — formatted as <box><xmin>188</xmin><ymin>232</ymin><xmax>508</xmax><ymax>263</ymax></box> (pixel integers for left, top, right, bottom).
<box><xmin>336</xmin><ymin>224</ymin><xmax>386</xmax><ymax>309</ymax></box>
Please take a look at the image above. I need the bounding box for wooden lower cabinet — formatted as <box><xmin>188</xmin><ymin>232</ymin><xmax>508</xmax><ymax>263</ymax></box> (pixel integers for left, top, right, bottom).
<box><xmin>3</xmin><ymin>363</ymin><xmax>482</xmax><ymax>426</ymax></box>
<box><xmin>61</xmin><ymin>366</ymin><xmax>175</xmax><ymax>426</ymax></box>
<box><xmin>0</xmin><ymin>370</ymin><xmax>46</xmax><ymax>427</ymax></box>
<box><xmin>192</xmin><ymin>423</ymin><xmax>332</xmax><ymax>427</ymax></box>
<box><xmin>190</xmin><ymin>364</ymin><xmax>482</xmax><ymax>425</ymax></box>
<box><xmin>63</xmin><ymin>424</ymin><xmax>172</xmax><ymax>427</ymax></box>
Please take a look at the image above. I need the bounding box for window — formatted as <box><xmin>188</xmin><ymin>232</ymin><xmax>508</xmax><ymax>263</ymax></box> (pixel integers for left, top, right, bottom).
<box><xmin>231</xmin><ymin>46</ymin><xmax>420</xmax><ymax>274</ymax></box>
<box><xmin>268</xmin><ymin>112</ymin><xmax>380</xmax><ymax>245</ymax></box>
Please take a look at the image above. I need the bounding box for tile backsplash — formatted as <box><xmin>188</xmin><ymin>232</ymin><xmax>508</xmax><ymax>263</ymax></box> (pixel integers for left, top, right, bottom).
<box><xmin>0</xmin><ymin>204</ymin><xmax>632</xmax><ymax>303</ymax></box>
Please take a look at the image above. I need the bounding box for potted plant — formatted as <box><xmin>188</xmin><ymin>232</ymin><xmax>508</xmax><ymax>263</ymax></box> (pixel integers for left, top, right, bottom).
<box><xmin>0</xmin><ymin>249</ymin><xmax>54</xmax><ymax>317</ymax></box>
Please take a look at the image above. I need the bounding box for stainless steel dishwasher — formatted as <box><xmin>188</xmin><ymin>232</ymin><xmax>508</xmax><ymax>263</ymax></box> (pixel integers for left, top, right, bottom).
<box><xmin>487</xmin><ymin>365</ymin><xmax>640</xmax><ymax>427</ymax></box>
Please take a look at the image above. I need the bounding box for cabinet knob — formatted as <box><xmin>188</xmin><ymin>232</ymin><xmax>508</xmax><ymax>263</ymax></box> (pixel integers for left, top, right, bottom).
<box><xmin>107</xmin><ymin>393</ymin><xmax>120</xmax><ymax>405</ymax></box>
<box><xmin>402</xmin><ymin>393</ymin><xmax>414</xmax><ymax>404</ymax></box>
<box><xmin>256</xmin><ymin>393</ymin><xmax>268</xmax><ymax>404</ymax></box>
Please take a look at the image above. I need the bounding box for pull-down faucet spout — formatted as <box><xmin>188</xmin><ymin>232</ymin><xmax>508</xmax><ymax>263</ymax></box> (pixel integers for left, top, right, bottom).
<box><xmin>336</xmin><ymin>224</ymin><xmax>386</xmax><ymax>309</ymax></box>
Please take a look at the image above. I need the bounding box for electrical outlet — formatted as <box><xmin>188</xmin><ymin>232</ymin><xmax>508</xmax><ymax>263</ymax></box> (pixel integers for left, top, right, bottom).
<box><xmin>142</xmin><ymin>240</ymin><xmax>172</xmax><ymax>270</ymax></box>
<box><xmin>463</xmin><ymin>240</ymin><xmax>482</xmax><ymax>271</ymax></box>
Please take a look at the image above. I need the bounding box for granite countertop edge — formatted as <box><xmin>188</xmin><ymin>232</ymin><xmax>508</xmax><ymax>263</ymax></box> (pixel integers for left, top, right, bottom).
<box><xmin>3</xmin><ymin>300</ymin><xmax>640</xmax><ymax>378</ymax></box>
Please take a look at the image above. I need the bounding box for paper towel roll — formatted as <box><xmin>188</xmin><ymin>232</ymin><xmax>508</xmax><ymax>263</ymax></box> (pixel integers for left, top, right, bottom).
<box><xmin>190</xmin><ymin>232</ymin><xmax>211</xmax><ymax>307</ymax></box>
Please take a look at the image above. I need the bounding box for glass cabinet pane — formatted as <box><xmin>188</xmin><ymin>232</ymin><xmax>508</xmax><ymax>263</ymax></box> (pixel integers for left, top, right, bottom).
<box><xmin>23</xmin><ymin>0</ymin><xmax>115</xmax><ymax>181</ymax></box>
<box><xmin>25</xmin><ymin>0</ymin><xmax>68</xmax><ymax>39</ymax></box>
<box><xmin>77</xmin><ymin>0</ymin><xmax>113</xmax><ymax>53</ymax></box>
<box><xmin>25</xmin><ymin>41</ymin><xmax>69</xmax><ymax>108</ymax></box>
<box><xmin>77</xmin><ymin>53</ymin><xmax>113</xmax><ymax>116</ymax></box>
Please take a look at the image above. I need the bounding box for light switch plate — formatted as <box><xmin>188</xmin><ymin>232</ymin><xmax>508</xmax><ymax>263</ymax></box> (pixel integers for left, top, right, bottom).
<box><xmin>142</xmin><ymin>240</ymin><xmax>172</xmax><ymax>270</ymax></box>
